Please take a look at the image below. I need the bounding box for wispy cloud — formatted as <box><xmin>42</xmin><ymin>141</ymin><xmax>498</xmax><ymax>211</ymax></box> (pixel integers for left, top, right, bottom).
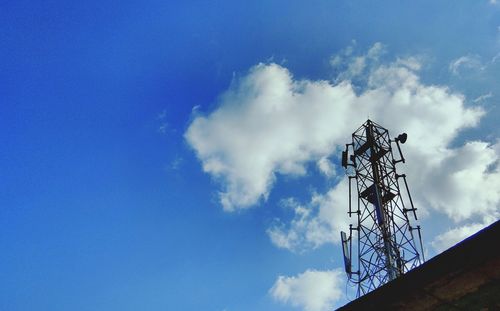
<box><xmin>157</xmin><ymin>109</ymin><xmax>170</xmax><ymax>134</ymax></box>
<box><xmin>492</xmin><ymin>52</ymin><xmax>500</xmax><ymax>64</ymax></box>
<box><xmin>158</xmin><ymin>123</ymin><xmax>168</xmax><ymax>134</ymax></box>
<box><xmin>449</xmin><ymin>55</ymin><xmax>485</xmax><ymax>75</ymax></box>
<box><xmin>157</xmin><ymin>109</ymin><xmax>167</xmax><ymax>120</ymax></box>
<box><xmin>169</xmin><ymin>156</ymin><xmax>183</xmax><ymax>171</ymax></box>
<box><xmin>329</xmin><ymin>41</ymin><xmax>387</xmax><ymax>83</ymax></box>
<box><xmin>473</xmin><ymin>92</ymin><xmax>493</xmax><ymax>103</ymax></box>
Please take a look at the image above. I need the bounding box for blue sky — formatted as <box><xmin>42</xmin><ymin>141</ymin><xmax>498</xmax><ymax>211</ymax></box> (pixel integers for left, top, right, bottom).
<box><xmin>1</xmin><ymin>1</ymin><xmax>499</xmax><ymax>310</ymax></box>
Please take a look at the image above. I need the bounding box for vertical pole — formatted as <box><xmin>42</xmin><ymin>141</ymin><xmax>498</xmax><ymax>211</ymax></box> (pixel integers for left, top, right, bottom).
<box><xmin>366</xmin><ymin>121</ymin><xmax>398</xmax><ymax>281</ymax></box>
<box><xmin>402</xmin><ymin>174</ymin><xmax>418</xmax><ymax>220</ymax></box>
<box><xmin>348</xmin><ymin>176</ymin><xmax>352</xmax><ymax>215</ymax></box>
<box><xmin>417</xmin><ymin>226</ymin><xmax>425</xmax><ymax>262</ymax></box>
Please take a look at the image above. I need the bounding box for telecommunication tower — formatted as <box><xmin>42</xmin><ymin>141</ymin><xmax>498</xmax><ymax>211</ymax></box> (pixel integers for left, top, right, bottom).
<box><xmin>340</xmin><ymin>119</ymin><xmax>425</xmax><ymax>297</ymax></box>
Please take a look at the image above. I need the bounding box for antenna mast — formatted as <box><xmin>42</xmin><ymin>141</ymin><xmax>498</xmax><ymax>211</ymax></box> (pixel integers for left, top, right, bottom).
<box><xmin>340</xmin><ymin>119</ymin><xmax>425</xmax><ymax>297</ymax></box>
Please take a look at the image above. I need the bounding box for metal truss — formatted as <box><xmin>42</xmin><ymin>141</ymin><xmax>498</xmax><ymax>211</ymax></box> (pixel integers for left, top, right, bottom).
<box><xmin>341</xmin><ymin>119</ymin><xmax>425</xmax><ymax>298</ymax></box>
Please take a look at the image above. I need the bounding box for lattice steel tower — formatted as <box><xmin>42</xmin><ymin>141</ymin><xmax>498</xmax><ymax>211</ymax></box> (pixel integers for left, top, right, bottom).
<box><xmin>340</xmin><ymin>119</ymin><xmax>425</xmax><ymax>297</ymax></box>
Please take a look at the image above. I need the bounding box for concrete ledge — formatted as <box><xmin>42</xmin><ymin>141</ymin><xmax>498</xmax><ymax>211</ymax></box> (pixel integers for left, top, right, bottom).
<box><xmin>337</xmin><ymin>220</ymin><xmax>500</xmax><ymax>310</ymax></box>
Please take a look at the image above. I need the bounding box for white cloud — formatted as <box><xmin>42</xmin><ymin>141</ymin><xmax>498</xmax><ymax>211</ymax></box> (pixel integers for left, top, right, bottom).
<box><xmin>185</xmin><ymin>63</ymin><xmax>358</xmax><ymax>211</ymax></box>
<box><xmin>420</xmin><ymin>141</ymin><xmax>500</xmax><ymax>222</ymax></box>
<box><xmin>430</xmin><ymin>218</ymin><xmax>496</xmax><ymax>253</ymax></box>
<box><xmin>267</xmin><ymin>180</ymin><xmax>350</xmax><ymax>251</ymax></box>
<box><xmin>317</xmin><ymin>157</ymin><xmax>336</xmax><ymax>178</ymax></box>
<box><xmin>185</xmin><ymin>44</ymin><xmax>499</xmax><ymax>254</ymax></box>
<box><xmin>270</xmin><ymin>269</ymin><xmax>344</xmax><ymax>311</ymax></box>
<box><xmin>449</xmin><ymin>55</ymin><xmax>485</xmax><ymax>75</ymax></box>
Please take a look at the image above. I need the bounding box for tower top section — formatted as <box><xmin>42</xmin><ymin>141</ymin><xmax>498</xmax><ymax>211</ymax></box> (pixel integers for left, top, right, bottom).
<box><xmin>340</xmin><ymin>120</ymin><xmax>424</xmax><ymax>297</ymax></box>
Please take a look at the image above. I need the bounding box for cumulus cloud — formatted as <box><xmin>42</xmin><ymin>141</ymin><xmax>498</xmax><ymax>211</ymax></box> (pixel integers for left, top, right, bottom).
<box><xmin>267</xmin><ymin>180</ymin><xmax>350</xmax><ymax>251</ymax></box>
<box><xmin>185</xmin><ymin>63</ymin><xmax>358</xmax><ymax>211</ymax></box>
<box><xmin>270</xmin><ymin>269</ymin><xmax>344</xmax><ymax>311</ymax></box>
<box><xmin>430</xmin><ymin>218</ymin><xmax>496</xmax><ymax>253</ymax></box>
<box><xmin>185</xmin><ymin>43</ymin><xmax>499</xmax><ymax>255</ymax></box>
<box><xmin>419</xmin><ymin>141</ymin><xmax>500</xmax><ymax>222</ymax></box>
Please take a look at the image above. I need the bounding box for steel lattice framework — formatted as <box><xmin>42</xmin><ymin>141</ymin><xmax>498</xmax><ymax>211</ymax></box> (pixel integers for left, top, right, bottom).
<box><xmin>340</xmin><ymin>119</ymin><xmax>425</xmax><ymax>298</ymax></box>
